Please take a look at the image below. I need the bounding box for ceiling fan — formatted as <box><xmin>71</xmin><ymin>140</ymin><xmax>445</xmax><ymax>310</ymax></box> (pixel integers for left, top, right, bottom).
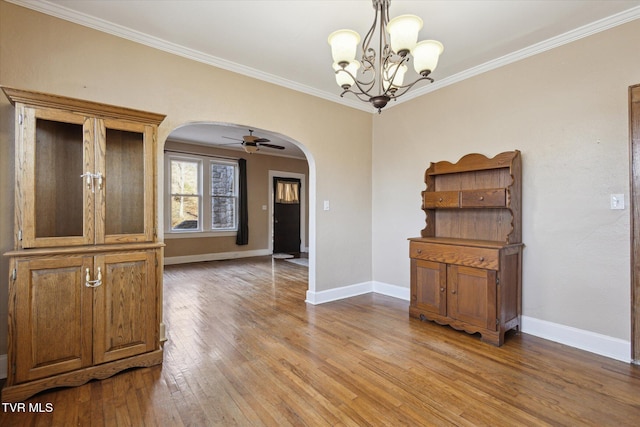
<box><xmin>222</xmin><ymin>129</ymin><xmax>285</xmax><ymax>154</ymax></box>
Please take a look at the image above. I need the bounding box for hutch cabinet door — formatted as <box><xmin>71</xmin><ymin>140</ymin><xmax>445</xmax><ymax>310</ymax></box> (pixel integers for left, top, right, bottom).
<box><xmin>95</xmin><ymin>119</ymin><xmax>155</xmax><ymax>244</ymax></box>
<box><xmin>411</xmin><ymin>259</ymin><xmax>447</xmax><ymax>316</ymax></box>
<box><xmin>13</xmin><ymin>255</ymin><xmax>93</xmax><ymax>383</ymax></box>
<box><xmin>92</xmin><ymin>250</ymin><xmax>157</xmax><ymax>364</ymax></box>
<box><xmin>19</xmin><ymin>107</ymin><xmax>95</xmax><ymax>248</ymax></box>
<box><xmin>447</xmin><ymin>265</ymin><xmax>497</xmax><ymax>330</ymax></box>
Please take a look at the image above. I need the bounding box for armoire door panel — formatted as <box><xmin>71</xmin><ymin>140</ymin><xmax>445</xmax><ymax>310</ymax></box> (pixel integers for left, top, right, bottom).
<box><xmin>93</xmin><ymin>251</ymin><xmax>157</xmax><ymax>364</ymax></box>
<box><xmin>14</xmin><ymin>256</ymin><xmax>93</xmax><ymax>383</ymax></box>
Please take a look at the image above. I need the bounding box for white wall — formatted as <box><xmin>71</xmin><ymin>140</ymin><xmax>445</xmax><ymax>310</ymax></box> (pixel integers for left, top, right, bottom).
<box><xmin>372</xmin><ymin>19</ymin><xmax>640</xmax><ymax>354</ymax></box>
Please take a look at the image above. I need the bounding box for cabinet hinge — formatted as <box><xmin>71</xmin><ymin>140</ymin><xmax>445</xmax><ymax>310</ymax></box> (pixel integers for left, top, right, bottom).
<box><xmin>18</xmin><ymin>113</ymin><xmax>23</xmax><ymax>125</ymax></box>
<box><xmin>496</xmin><ymin>277</ymin><xmax>500</xmax><ymax>285</ymax></box>
<box><xmin>11</xmin><ymin>268</ymin><xmax>17</xmax><ymax>281</ymax></box>
<box><xmin>496</xmin><ymin>318</ymin><xmax>500</xmax><ymax>326</ymax></box>
<box><xmin>18</xmin><ymin>229</ymin><xmax>22</xmax><ymax>241</ymax></box>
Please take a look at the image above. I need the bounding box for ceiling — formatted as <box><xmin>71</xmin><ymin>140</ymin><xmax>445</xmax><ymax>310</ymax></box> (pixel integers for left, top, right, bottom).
<box><xmin>12</xmin><ymin>0</ymin><xmax>640</xmax><ymax>159</ymax></box>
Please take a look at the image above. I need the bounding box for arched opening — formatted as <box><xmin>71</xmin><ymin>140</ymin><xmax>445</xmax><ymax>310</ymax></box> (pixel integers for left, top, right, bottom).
<box><xmin>159</xmin><ymin>121</ymin><xmax>316</xmax><ymax>297</ymax></box>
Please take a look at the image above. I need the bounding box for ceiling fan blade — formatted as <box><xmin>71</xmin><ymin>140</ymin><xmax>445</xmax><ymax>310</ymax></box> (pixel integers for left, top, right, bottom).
<box><xmin>254</xmin><ymin>137</ymin><xmax>270</xmax><ymax>143</ymax></box>
<box><xmin>258</xmin><ymin>143</ymin><xmax>285</xmax><ymax>150</ymax></box>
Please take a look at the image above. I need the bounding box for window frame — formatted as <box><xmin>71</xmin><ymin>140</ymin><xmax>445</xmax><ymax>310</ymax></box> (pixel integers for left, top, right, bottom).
<box><xmin>165</xmin><ymin>153</ymin><xmax>238</xmax><ymax>238</ymax></box>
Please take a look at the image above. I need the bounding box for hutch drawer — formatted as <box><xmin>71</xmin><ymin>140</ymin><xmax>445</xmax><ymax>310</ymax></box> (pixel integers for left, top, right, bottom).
<box><xmin>409</xmin><ymin>241</ymin><xmax>499</xmax><ymax>270</ymax></box>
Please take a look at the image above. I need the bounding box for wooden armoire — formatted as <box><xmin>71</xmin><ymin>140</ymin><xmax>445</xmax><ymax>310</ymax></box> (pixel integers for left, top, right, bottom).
<box><xmin>1</xmin><ymin>87</ymin><xmax>166</xmax><ymax>402</ymax></box>
<box><xmin>409</xmin><ymin>151</ymin><xmax>523</xmax><ymax>346</ymax></box>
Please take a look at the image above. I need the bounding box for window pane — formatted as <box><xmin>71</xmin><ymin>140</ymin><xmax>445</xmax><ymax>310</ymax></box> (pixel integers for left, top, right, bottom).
<box><xmin>171</xmin><ymin>160</ymin><xmax>198</xmax><ymax>195</ymax></box>
<box><xmin>171</xmin><ymin>196</ymin><xmax>199</xmax><ymax>230</ymax></box>
<box><xmin>211</xmin><ymin>164</ymin><xmax>234</xmax><ymax>196</ymax></box>
<box><xmin>212</xmin><ymin>196</ymin><xmax>235</xmax><ymax>229</ymax></box>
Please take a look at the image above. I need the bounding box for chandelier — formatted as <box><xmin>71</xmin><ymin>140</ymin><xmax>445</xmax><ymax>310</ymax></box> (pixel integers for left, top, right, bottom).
<box><xmin>328</xmin><ymin>0</ymin><xmax>444</xmax><ymax>112</ymax></box>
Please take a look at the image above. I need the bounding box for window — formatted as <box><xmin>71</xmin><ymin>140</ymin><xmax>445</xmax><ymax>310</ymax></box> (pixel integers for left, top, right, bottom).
<box><xmin>211</xmin><ymin>163</ymin><xmax>237</xmax><ymax>230</ymax></box>
<box><xmin>166</xmin><ymin>153</ymin><xmax>238</xmax><ymax>235</ymax></box>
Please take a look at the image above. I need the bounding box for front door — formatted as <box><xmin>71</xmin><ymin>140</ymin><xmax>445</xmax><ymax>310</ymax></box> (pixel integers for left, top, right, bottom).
<box><xmin>273</xmin><ymin>177</ymin><xmax>301</xmax><ymax>255</ymax></box>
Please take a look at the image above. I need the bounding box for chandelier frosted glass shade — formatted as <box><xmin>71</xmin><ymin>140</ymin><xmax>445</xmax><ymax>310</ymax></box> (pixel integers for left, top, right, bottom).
<box><xmin>328</xmin><ymin>30</ymin><xmax>361</xmax><ymax>65</ymax></box>
<box><xmin>387</xmin><ymin>15</ymin><xmax>423</xmax><ymax>56</ymax></box>
<box><xmin>333</xmin><ymin>61</ymin><xmax>361</xmax><ymax>89</ymax></box>
<box><xmin>383</xmin><ymin>63</ymin><xmax>407</xmax><ymax>91</ymax></box>
<box><xmin>412</xmin><ymin>40</ymin><xmax>444</xmax><ymax>75</ymax></box>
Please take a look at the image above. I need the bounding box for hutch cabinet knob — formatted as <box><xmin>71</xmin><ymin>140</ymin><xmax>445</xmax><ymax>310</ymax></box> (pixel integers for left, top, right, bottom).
<box><xmin>451</xmin><ymin>290</ymin><xmax>457</xmax><ymax>294</ymax></box>
<box><xmin>479</xmin><ymin>196</ymin><xmax>484</xmax><ymax>201</ymax></box>
<box><xmin>440</xmin><ymin>287</ymin><xmax>445</xmax><ymax>292</ymax></box>
<box><xmin>439</xmin><ymin>197</ymin><xmax>443</xmax><ymax>202</ymax></box>
<box><xmin>417</xmin><ymin>249</ymin><xmax>422</xmax><ymax>254</ymax></box>
<box><xmin>479</xmin><ymin>257</ymin><xmax>485</xmax><ymax>261</ymax></box>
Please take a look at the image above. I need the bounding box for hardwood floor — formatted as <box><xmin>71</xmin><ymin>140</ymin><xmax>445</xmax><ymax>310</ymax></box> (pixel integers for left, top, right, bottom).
<box><xmin>2</xmin><ymin>255</ymin><xmax>640</xmax><ymax>426</ymax></box>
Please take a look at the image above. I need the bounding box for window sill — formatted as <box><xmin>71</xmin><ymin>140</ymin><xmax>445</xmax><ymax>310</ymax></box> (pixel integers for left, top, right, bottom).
<box><xmin>165</xmin><ymin>231</ymin><xmax>237</xmax><ymax>239</ymax></box>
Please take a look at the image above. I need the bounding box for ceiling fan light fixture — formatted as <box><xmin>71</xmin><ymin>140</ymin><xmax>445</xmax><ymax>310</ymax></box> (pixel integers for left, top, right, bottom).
<box><xmin>243</xmin><ymin>144</ymin><xmax>259</xmax><ymax>154</ymax></box>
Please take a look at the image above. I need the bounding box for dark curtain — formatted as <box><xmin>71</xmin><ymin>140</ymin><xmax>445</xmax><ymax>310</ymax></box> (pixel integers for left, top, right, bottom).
<box><xmin>236</xmin><ymin>158</ymin><xmax>249</xmax><ymax>245</ymax></box>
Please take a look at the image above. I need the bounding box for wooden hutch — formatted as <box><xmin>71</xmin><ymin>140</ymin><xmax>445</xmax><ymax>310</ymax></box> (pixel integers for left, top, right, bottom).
<box><xmin>409</xmin><ymin>150</ymin><xmax>523</xmax><ymax>346</ymax></box>
<box><xmin>2</xmin><ymin>87</ymin><xmax>166</xmax><ymax>401</ymax></box>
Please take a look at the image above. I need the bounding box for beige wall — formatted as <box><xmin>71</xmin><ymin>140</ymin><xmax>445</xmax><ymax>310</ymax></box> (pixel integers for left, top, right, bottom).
<box><xmin>163</xmin><ymin>140</ymin><xmax>309</xmax><ymax>258</ymax></box>
<box><xmin>1</xmin><ymin>0</ymin><xmax>637</xmax><ymax>361</ymax></box>
<box><xmin>0</xmin><ymin>1</ymin><xmax>373</xmax><ymax>356</ymax></box>
<box><xmin>373</xmin><ymin>19</ymin><xmax>640</xmax><ymax>341</ymax></box>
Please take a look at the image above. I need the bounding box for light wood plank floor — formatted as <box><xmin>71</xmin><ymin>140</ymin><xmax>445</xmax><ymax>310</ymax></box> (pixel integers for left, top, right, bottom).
<box><xmin>2</xmin><ymin>256</ymin><xmax>640</xmax><ymax>426</ymax></box>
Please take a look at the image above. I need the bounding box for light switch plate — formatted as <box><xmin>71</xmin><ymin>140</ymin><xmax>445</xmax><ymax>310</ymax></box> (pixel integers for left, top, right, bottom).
<box><xmin>611</xmin><ymin>194</ymin><xmax>625</xmax><ymax>210</ymax></box>
<box><xmin>323</xmin><ymin>200</ymin><xmax>330</xmax><ymax>211</ymax></box>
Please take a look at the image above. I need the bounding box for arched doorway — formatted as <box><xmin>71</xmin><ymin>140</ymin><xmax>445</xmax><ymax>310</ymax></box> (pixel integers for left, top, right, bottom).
<box><xmin>160</xmin><ymin>122</ymin><xmax>316</xmax><ymax>297</ymax></box>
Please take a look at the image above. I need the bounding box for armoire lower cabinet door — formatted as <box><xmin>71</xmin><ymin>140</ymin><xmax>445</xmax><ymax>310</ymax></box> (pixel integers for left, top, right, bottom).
<box><xmin>92</xmin><ymin>250</ymin><xmax>158</xmax><ymax>364</ymax></box>
<box><xmin>12</xmin><ymin>255</ymin><xmax>94</xmax><ymax>383</ymax></box>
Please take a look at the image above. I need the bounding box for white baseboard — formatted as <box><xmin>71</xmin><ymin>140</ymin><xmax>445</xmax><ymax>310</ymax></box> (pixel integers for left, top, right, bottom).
<box><xmin>0</xmin><ymin>354</ymin><xmax>6</xmax><ymax>379</ymax></box>
<box><xmin>306</xmin><ymin>281</ymin><xmax>373</xmax><ymax>304</ymax></box>
<box><xmin>164</xmin><ymin>249</ymin><xmax>271</xmax><ymax>265</ymax></box>
<box><xmin>306</xmin><ymin>280</ymin><xmax>632</xmax><ymax>363</ymax></box>
<box><xmin>521</xmin><ymin>315</ymin><xmax>631</xmax><ymax>363</ymax></box>
<box><xmin>372</xmin><ymin>281</ymin><xmax>410</xmax><ymax>301</ymax></box>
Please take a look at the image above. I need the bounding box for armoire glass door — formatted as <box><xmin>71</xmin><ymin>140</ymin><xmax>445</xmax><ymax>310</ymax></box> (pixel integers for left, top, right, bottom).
<box><xmin>97</xmin><ymin>119</ymin><xmax>154</xmax><ymax>244</ymax></box>
<box><xmin>21</xmin><ymin>107</ymin><xmax>94</xmax><ymax>248</ymax></box>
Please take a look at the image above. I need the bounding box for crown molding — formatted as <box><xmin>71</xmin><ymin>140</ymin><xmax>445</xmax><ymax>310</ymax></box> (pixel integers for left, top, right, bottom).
<box><xmin>7</xmin><ymin>1</ymin><xmax>640</xmax><ymax>114</ymax></box>
<box><xmin>394</xmin><ymin>5</ymin><xmax>640</xmax><ymax>106</ymax></box>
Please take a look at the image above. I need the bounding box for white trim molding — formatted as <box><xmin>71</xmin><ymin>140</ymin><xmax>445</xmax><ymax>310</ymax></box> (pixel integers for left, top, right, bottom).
<box><xmin>305</xmin><ymin>280</ymin><xmax>409</xmax><ymax>305</ymax></box>
<box><xmin>521</xmin><ymin>315</ymin><xmax>631</xmax><ymax>363</ymax></box>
